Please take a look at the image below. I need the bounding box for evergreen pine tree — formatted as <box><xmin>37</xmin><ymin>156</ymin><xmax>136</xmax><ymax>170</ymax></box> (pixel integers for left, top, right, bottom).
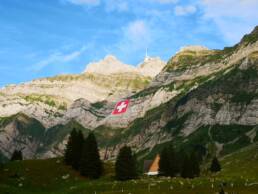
<box><xmin>158</xmin><ymin>146</ymin><xmax>170</xmax><ymax>176</ymax></box>
<box><xmin>115</xmin><ymin>146</ymin><xmax>137</xmax><ymax>181</ymax></box>
<box><xmin>168</xmin><ymin>145</ymin><xmax>180</xmax><ymax>177</ymax></box>
<box><xmin>64</xmin><ymin>128</ymin><xmax>77</xmax><ymax>165</ymax></box>
<box><xmin>10</xmin><ymin>150</ymin><xmax>23</xmax><ymax>161</ymax></box>
<box><xmin>190</xmin><ymin>151</ymin><xmax>200</xmax><ymax>177</ymax></box>
<box><xmin>72</xmin><ymin>130</ymin><xmax>84</xmax><ymax>170</ymax></box>
<box><xmin>181</xmin><ymin>151</ymin><xmax>200</xmax><ymax>178</ymax></box>
<box><xmin>210</xmin><ymin>157</ymin><xmax>221</xmax><ymax>173</ymax></box>
<box><xmin>181</xmin><ymin>153</ymin><xmax>192</xmax><ymax>178</ymax></box>
<box><xmin>159</xmin><ymin>145</ymin><xmax>179</xmax><ymax>177</ymax></box>
<box><xmin>80</xmin><ymin>132</ymin><xmax>102</xmax><ymax>179</ymax></box>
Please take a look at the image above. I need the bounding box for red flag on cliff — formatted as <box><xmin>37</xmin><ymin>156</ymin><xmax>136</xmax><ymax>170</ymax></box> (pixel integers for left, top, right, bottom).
<box><xmin>112</xmin><ymin>99</ymin><xmax>130</xmax><ymax>115</ymax></box>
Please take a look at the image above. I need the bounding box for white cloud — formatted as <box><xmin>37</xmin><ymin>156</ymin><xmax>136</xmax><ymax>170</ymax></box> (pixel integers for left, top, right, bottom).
<box><xmin>31</xmin><ymin>46</ymin><xmax>87</xmax><ymax>72</ymax></box>
<box><xmin>175</xmin><ymin>5</ymin><xmax>197</xmax><ymax>16</ymax></box>
<box><xmin>105</xmin><ymin>0</ymin><xmax>128</xmax><ymax>12</ymax></box>
<box><xmin>116</xmin><ymin>20</ymin><xmax>153</xmax><ymax>57</ymax></box>
<box><xmin>125</xmin><ymin>20</ymin><xmax>150</xmax><ymax>45</ymax></box>
<box><xmin>65</xmin><ymin>0</ymin><xmax>100</xmax><ymax>6</ymax></box>
<box><xmin>200</xmin><ymin>0</ymin><xmax>258</xmax><ymax>44</ymax></box>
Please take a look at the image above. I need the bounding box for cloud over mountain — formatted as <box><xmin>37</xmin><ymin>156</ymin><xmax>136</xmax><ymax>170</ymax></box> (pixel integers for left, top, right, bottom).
<box><xmin>200</xmin><ymin>0</ymin><xmax>258</xmax><ymax>44</ymax></box>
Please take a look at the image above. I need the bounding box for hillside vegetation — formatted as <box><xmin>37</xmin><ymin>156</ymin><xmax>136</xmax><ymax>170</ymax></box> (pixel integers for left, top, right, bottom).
<box><xmin>0</xmin><ymin>143</ymin><xmax>257</xmax><ymax>194</ymax></box>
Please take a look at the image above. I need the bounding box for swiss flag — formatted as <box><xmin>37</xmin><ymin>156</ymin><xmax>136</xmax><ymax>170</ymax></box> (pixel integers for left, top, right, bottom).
<box><xmin>112</xmin><ymin>99</ymin><xmax>130</xmax><ymax>115</ymax></box>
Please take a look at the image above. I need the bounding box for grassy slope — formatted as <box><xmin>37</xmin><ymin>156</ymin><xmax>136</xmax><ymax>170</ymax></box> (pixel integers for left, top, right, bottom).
<box><xmin>44</xmin><ymin>72</ymin><xmax>151</xmax><ymax>92</ymax></box>
<box><xmin>218</xmin><ymin>143</ymin><xmax>258</xmax><ymax>180</ymax></box>
<box><xmin>0</xmin><ymin>143</ymin><xmax>257</xmax><ymax>194</ymax></box>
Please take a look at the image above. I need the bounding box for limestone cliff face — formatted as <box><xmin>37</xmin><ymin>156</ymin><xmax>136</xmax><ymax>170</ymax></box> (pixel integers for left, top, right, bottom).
<box><xmin>99</xmin><ymin>52</ymin><xmax>258</xmax><ymax>159</ymax></box>
<box><xmin>0</xmin><ymin>54</ymin><xmax>166</xmax><ymax>159</ymax></box>
<box><xmin>0</xmin><ymin>71</ymin><xmax>150</xmax><ymax>128</ymax></box>
<box><xmin>90</xmin><ymin>27</ymin><xmax>258</xmax><ymax>159</ymax></box>
<box><xmin>0</xmin><ymin>113</ymin><xmax>45</xmax><ymax>159</ymax></box>
<box><xmin>0</xmin><ymin>55</ymin><xmax>165</xmax><ymax>128</ymax></box>
<box><xmin>1</xmin><ymin>26</ymin><xmax>258</xmax><ymax>160</ymax></box>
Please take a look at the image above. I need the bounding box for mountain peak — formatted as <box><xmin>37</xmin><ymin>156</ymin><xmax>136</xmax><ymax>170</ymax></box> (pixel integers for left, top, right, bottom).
<box><xmin>179</xmin><ymin>45</ymin><xmax>209</xmax><ymax>53</ymax></box>
<box><xmin>240</xmin><ymin>25</ymin><xmax>258</xmax><ymax>45</ymax></box>
<box><xmin>84</xmin><ymin>54</ymin><xmax>166</xmax><ymax>77</ymax></box>
<box><xmin>137</xmin><ymin>57</ymin><xmax>166</xmax><ymax>77</ymax></box>
<box><xmin>84</xmin><ymin>55</ymin><xmax>136</xmax><ymax>75</ymax></box>
<box><xmin>103</xmin><ymin>54</ymin><xmax>119</xmax><ymax>61</ymax></box>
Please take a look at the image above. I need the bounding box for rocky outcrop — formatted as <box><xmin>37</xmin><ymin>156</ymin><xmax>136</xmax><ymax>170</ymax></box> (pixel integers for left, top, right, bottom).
<box><xmin>100</xmin><ymin>51</ymin><xmax>258</xmax><ymax>159</ymax></box>
<box><xmin>0</xmin><ymin>113</ymin><xmax>45</xmax><ymax>159</ymax></box>
<box><xmin>179</xmin><ymin>45</ymin><xmax>210</xmax><ymax>52</ymax></box>
<box><xmin>84</xmin><ymin>55</ymin><xmax>136</xmax><ymax>75</ymax></box>
<box><xmin>137</xmin><ymin>57</ymin><xmax>166</xmax><ymax>77</ymax></box>
<box><xmin>153</xmin><ymin>33</ymin><xmax>258</xmax><ymax>87</ymax></box>
<box><xmin>84</xmin><ymin>55</ymin><xmax>166</xmax><ymax>78</ymax></box>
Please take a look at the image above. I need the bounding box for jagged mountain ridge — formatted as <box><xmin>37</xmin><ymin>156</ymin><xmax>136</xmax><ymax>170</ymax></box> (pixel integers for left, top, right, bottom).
<box><xmin>96</xmin><ymin>27</ymin><xmax>258</xmax><ymax>159</ymax></box>
<box><xmin>0</xmin><ymin>56</ymin><xmax>165</xmax><ymax>128</ymax></box>
<box><xmin>84</xmin><ymin>55</ymin><xmax>166</xmax><ymax>77</ymax></box>
<box><xmin>1</xmin><ymin>26</ymin><xmax>258</xmax><ymax>160</ymax></box>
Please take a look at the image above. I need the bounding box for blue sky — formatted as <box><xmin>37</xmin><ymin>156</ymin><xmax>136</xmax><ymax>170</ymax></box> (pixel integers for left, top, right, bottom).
<box><xmin>0</xmin><ymin>0</ymin><xmax>258</xmax><ymax>87</ymax></box>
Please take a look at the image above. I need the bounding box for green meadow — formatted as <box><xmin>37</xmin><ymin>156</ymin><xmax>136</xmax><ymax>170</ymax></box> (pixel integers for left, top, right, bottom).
<box><xmin>1</xmin><ymin>143</ymin><xmax>257</xmax><ymax>194</ymax></box>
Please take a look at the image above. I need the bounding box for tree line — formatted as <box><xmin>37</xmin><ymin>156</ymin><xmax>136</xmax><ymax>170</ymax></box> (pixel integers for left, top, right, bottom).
<box><xmin>159</xmin><ymin>144</ymin><xmax>221</xmax><ymax>178</ymax></box>
<box><xmin>65</xmin><ymin>129</ymin><xmax>220</xmax><ymax>181</ymax></box>
<box><xmin>8</xmin><ymin>128</ymin><xmax>221</xmax><ymax>181</ymax></box>
<box><xmin>64</xmin><ymin>129</ymin><xmax>103</xmax><ymax>179</ymax></box>
<box><xmin>64</xmin><ymin>128</ymin><xmax>137</xmax><ymax>180</ymax></box>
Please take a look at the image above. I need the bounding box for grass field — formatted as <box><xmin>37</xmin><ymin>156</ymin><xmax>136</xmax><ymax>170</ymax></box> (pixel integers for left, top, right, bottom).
<box><xmin>0</xmin><ymin>144</ymin><xmax>257</xmax><ymax>194</ymax></box>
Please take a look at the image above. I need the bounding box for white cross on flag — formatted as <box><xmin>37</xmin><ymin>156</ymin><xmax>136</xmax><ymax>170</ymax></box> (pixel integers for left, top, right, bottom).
<box><xmin>112</xmin><ymin>99</ymin><xmax>130</xmax><ymax>115</ymax></box>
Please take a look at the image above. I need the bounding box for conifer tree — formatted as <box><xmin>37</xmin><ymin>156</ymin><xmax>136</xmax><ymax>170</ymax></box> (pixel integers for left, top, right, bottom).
<box><xmin>181</xmin><ymin>153</ymin><xmax>192</xmax><ymax>178</ymax></box>
<box><xmin>64</xmin><ymin>128</ymin><xmax>77</xmax><ymax>165</ymax></box>
<box><xmin>210</xmin><ymin>157</ymin><xmax>221</xmax><ymax>173</ymax></box>
<box><xmin>72</xmin><ymin>130</ymin><xmax>84</xmax><ymax>170</ymax></box>
<box><xmin>181</xmin><ymin>151</ymin><xmax>200</xmax><ymax>178</ymax></box>
<box><xmin>115</xmin><ymin>146</ymin><xmax>137</xmax><ymax>181</ymax></box>
<box><xmin>159</xmin><ymin>145</ymin><xmax>179</xmax><ymax>177</ymax></box>
<box><xmin>159</xmin><ymin>146</ymin><xmax>170</xmax><ymax>176</ymax></box>
<box><xmin>80</xmin><ymin>132</ymin><xmax>102</xmax><ymax>179</ymax></box>
<box><xmin>169</xmin><ymin>145</ymin><xmax>180</xmax><ymax>177</ymax></box>
<box><xmin>10</xmin><ymin>150</ymin><xmax>23</xmax><ymax>161</ymax></box>
<box><xmin>190</xmin><ymin>151</ymin><xmax>200</xmax><ymax>177</ymax></box>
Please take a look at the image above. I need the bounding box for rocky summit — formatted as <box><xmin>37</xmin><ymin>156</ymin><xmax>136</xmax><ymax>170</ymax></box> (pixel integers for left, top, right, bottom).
<box><xmin>84</xmin><ymin>54</ymin><xmax>166</xmax><ymax>77</ymax></box>
<box><xmin>1</xmin><ymin>26</ymin><xmax>258</xmax><ymax>161</ymax></box>
<box><xmin>84</xmin><ymin>55</ymin><xmax>136</xmax><ymax>75</ymax></box>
